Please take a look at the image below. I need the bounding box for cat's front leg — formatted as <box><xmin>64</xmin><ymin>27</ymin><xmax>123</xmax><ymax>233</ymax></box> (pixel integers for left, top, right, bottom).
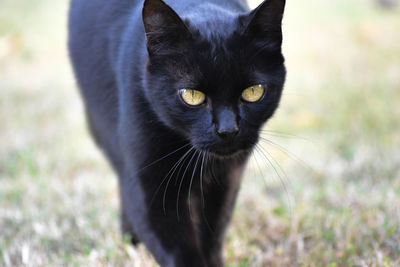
<box><xmin>120</xmin><ymin>203</ymin><xmax>140</xmax><ymax>245</ymax></box>
<box><xmin>199</xmin><ymin>187</ymin><xmax>239</xmax><ymax>267</ymax></box>
<box><xmin>200</xmin><ymin>161</ymin><xmax>245</xmax><ymax>267</ymax></box>
<box><xmin>120</xmin><ymin>175</ymin><xmax>208</xmax><ymax>267</ymax></box>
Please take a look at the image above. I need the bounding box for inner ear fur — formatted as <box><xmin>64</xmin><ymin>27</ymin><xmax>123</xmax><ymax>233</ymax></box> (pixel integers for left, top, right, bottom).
<box><xmin>142</xmin><ymin>0</ymin><xmax>191</xmax><ymax>55</ymax></box>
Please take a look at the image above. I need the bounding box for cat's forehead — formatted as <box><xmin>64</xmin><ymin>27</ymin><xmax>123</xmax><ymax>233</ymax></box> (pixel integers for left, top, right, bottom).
<box><xmin>185</xmin><ymin>5</ymin><xmax>239</xmax><ymax>40</ymax></box>
<box><xmin>173</xmin><ymin>47</ymin><xmax>247</xmax><ymax>99</ymax></box>
<box><xmin>171</xmin><ymin>35</ymin><xmax>249</xmax><ymax>95</ymax></box>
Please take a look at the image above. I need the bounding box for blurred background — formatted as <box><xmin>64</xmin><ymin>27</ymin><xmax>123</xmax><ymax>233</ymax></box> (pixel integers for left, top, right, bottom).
<box><xmin>1</xmin><ymin>0</ymin><xmax>399</xmax><ymax>266</ymax></box>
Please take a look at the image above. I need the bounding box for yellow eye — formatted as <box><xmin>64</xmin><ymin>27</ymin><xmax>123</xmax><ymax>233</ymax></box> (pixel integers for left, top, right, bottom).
<box><xmin>179</xmin><ymin>89</ymin><xmax>206</xmax><ymax>106</ymax></box>
<box><xmin>241</xmin><ymin>84</ymin><xmax>265</xmax><ymax>102</ymax></box>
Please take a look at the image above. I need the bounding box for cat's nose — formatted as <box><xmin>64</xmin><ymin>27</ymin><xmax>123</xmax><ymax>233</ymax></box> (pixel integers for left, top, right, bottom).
<box><xmin>215</xmin><ymin>108</ymin><xmax>239</xmax><ymax>139</ymax></box>
<box><xmin>217</xmin><ymin>126</ymin><xmax>239</xmax><ymax>139</ymax></box>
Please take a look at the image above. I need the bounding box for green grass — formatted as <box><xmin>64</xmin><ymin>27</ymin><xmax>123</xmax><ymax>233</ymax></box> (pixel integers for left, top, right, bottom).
<box><xmin>1</xmin><ymin>0</ymin><xmax>399</xmax><ymax>266</ymax></box>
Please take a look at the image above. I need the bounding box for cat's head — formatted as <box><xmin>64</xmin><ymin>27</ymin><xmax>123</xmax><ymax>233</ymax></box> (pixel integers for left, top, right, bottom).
<box><xmin>142</xmin><ymin>0</ymin><xmax>286</xmax><ymax>157</ymax></box>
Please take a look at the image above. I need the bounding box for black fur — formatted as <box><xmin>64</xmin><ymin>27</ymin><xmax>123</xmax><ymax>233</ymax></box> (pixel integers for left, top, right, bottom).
<box><xmin>68</xmin><ymin>0</ymin><xmax>286</xmax><ymax>266</ymax></box>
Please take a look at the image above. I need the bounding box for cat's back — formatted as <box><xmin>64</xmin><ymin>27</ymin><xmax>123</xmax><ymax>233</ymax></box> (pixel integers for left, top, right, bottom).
<box><xmin>68</xmin><ymin>0</ymin><xmax>139</xmax><ymax>84</ymax></box>
<box><xmin>68</xmin><ymin>0</ymin><xmax>143</xmax><ymax>169</ymax></box>
<box><xmin>163</xmin><ymin>0</ymin><xmax>248</xmax><ymax>12</ymax></box>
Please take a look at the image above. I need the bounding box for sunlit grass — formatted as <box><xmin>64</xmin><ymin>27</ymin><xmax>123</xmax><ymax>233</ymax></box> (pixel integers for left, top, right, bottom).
<box><xmin>1</xmin><ymin>0</ymin><xmax>399</xmax><ymax>266</ymax></box>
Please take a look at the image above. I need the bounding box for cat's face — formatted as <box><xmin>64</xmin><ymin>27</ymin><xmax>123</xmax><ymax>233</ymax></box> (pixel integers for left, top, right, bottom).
<box><xmin>142</xmin><ymin>0</ymin><xmax>286</xmax><ymax>157</ymax></box>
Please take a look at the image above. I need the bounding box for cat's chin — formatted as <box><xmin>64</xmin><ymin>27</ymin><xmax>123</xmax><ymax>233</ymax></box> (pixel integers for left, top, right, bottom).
<box><xmin>206</xmin><ymin>147</ymin><xmax>250</xmax><ymax>159</ymax></box>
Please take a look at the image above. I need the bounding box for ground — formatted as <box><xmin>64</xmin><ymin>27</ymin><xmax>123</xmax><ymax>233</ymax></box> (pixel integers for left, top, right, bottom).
<box><xmin>0</xmin><ymin>0</ymin><xmax>399</xmax><ymax>266</ymax></box>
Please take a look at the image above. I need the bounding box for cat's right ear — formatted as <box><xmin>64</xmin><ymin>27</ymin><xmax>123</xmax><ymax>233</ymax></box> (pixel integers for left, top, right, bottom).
<box><xmin>142</xmin><ymin>0</ymin><xmax>191</xmax><ymax>56</ymax></box>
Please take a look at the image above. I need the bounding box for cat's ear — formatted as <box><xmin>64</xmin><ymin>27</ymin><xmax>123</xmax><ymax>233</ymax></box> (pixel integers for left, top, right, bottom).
<box><xmin>241</xmin><ymin>0</ymin><xmax>286</xmax><ymax>50</ymax></box>
<box><xmin>142</xmin><ymin>0</ymin><xmax>191</xmax><ymax>55</ymax></box>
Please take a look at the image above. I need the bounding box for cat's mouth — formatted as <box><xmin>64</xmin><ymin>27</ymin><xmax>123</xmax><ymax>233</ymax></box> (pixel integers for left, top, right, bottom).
<box><xmin>210</xmin><ymin>147</ymin><xmax>242</xmax><ymax>157</ymax></box>
<box><xmin>198</xmin><ymin>141</ymin><xmax>253</xmax><ymax>158</ymax></box>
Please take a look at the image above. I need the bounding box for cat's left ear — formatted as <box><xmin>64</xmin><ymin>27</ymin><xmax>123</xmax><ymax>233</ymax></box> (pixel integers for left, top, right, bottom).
<box><xmin>142</xmin><ymin>0</ymin><xmax>191</xmax><ymax>56</ymax></box>
<box><xmin>240</xmin><ymin>0</ymin><xmax>286</xmax><ymax>50</ymax></box>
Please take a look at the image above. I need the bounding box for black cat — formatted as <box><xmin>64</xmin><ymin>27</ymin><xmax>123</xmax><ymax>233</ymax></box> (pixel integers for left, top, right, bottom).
<box><xmin>68</xmin><ymin>0</ymin><xmax>286</xmax><ymax>265</ymax></box>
